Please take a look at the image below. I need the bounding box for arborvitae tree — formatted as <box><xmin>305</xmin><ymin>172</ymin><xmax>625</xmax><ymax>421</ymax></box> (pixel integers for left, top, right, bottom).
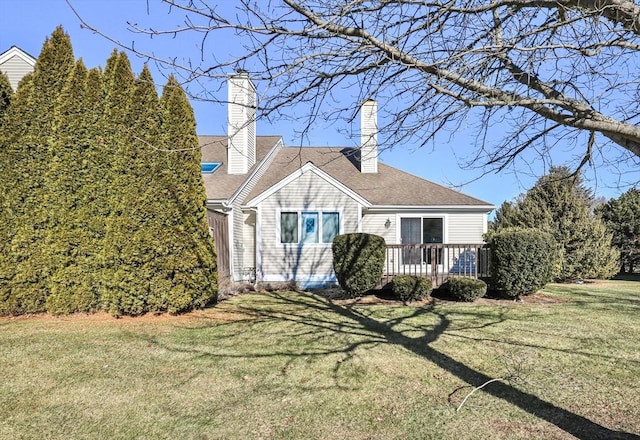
<box><xmin>0</xmin><ymin>73</ymin><xmax>34</xmax><ymax>143</ymax></box>
<box><xmin>493</xmin><ymin>167</ymin><xmax>619</xmax><ymax>280</ymax></box>
<box><xmin>0</xmin><ymin>71</ymin><xmax>12</xmax><ymax>121</ymax></box>
<box><xmin>8</xmin><ymin>27</ymin><xmax>75</xmax><ymax>311</ymax></box>
<box><xmin>158</xmin><ymin>75</ymin><xmax>217</xmax><ymax>312</ymax></box>
<box><xmin>578</xmin><ymin>219</ymin><xmax>620</xmax><ymax>279</ymax></box>
<box><xmin>103</xmin><ymin>49</ymin><xmax>119</xmax><ymax>81</ymax></box>
<box><xmin>82</xmin><ymin>67</ymin><xmax>109</xmax><ymax>283</ymax></box>
<box><xmin>102</xmin><ymin>51</ymin><xmax>133</xmax><ymax>137</ymax></box>
<box><xmin>597</xmin><ymin>188</ymin><xmax>640</xmax><ymax>273</ymax></box>
<box><xmin>44</xmin><ymin>59</ymin><xmax>101</xmax><ymax>314</ymax></box>
<box><xmin>99</xmin><ymin>51</ymin><xmax>134</xmax><ymax>310</ymax></box>
<box><xmin>0</xmin><ymin>75</ymin><xmax>35</xmax><ymax>314</ymax></box>
<box><xmin>102</xmin><ymin>65</ymin><xmax>164</xmax><ymax>316</ymax></box>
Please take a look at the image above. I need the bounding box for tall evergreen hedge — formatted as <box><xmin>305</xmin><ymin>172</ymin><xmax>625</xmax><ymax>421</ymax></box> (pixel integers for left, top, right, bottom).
<box><xmin>99</xmin><ymin>50</ymin><xmax>136</xmax><ymax>315</ymax></box>
<box><xmin>0</xmin><ymin>29</ymin><xmax>218</xmax><ymax>316</ymax></box>
<box><xmin>0</xmin><ymin>72</ymin><xmax>18</xmax><ymax>314</ymax></box>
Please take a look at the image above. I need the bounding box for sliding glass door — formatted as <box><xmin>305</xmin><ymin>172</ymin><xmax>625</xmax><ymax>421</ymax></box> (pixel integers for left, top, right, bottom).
<box><xmin>400</xmin><ymin>217</ymin><xmax>444</xmax><ymax>267</ymax></box>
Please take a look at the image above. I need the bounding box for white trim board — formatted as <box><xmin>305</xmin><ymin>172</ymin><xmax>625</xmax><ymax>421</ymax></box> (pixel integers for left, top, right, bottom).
<box><xmin>0</xmin><ymin>46</ymin><xmax>36</xmax><ymax>66</ymax></box>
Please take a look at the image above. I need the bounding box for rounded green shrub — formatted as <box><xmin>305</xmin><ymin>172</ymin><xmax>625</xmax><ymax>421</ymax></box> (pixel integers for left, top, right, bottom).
<box><xmin>392</xmin><ymin>275</ymin><xmax>432</xmax><ymax>303</ymax></box>
<box><xmin>489</xmin><ymin>228</ymin><xmax>555</xmax><ymax>299</ymax></box>
<box><xmin>332</xmin><ymin>233</ymin><xmax>385</xmax><ymax>297</ymax></box>
<box><xmin>447</xmin><ymin>277</ymin><xmax>487</xmax><ymax>302</ymax></box>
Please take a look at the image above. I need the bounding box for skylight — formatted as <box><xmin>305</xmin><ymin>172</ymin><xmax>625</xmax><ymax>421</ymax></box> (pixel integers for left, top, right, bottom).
<box><xmin>201</xmin><ymin>162</ymin><xmax>221</xmax><ymax>174</ymax></box>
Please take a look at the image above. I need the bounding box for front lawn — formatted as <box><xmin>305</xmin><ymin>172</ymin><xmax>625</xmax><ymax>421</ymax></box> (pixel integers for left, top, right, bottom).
<box><xmin>1</xmin><ymin>280</ymin><xmax>638</xmax><ymax>439</ymax></box>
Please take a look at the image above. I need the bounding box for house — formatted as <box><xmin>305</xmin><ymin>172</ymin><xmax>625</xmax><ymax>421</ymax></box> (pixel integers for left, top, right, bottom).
<box><xmin>0</xmin><ymin>46</ymin><xmax>36</xmax><ymax>91</ymax></box>
<box><xmin>2</xmin><ymin>44</ymin><xmax>494</xmax><ymax>288</ymax></box>
<box><xmin>205</xmin><ymin>74</ymin><xmax>494</xmax><ymax>288</ymax></box>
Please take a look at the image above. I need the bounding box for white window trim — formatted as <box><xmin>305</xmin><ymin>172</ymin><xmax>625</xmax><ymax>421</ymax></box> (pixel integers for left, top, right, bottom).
<box><xmin>395</xmin><ymin>213</ymin><xmax>448</xmax><ymax>245</ymax></box>
<box><xmin>276</xmin><ymin>208</ymin><xmax>344</xmax><ymax>246</ymax></box>
<box><xmin>255</xmin><ymin>207</ymin><xmax>263</xmax><ymax>282</ymax></box>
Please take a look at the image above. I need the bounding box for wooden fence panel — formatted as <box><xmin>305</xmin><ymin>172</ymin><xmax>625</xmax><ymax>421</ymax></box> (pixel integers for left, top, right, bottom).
<box><xmin>207</xmin><ymin>211</ymin><xmax>230</xmax><ymax>279</ymax></box>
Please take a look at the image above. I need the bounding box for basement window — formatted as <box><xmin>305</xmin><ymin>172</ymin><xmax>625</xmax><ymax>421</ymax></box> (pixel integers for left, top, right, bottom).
<box><xmin>201</xmin><ymin>162</ymin><xmax>221</xmax><ymax>174</ymax></box>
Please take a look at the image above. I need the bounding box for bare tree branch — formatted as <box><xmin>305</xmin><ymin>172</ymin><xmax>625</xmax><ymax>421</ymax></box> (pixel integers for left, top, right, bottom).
<box><xmin>69</xmin><ymin>0</ymin><xmax>640</xmax><ymax>176</ymax></box>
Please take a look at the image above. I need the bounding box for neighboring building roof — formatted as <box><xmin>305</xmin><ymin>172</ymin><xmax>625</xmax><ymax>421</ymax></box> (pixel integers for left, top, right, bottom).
<box><xmin>198</xmin><ymin>135</ymin><xmax>281</xmax><ymax>201</ymax></box>
<box><xmin>244</xmin><ymin>147</ymin><xmax>493</xmax><ymax>208</ymax></box>
<box><xmin>0</xmin><ymin>46</ymin><xmax>36</xmax><ymax>91</ymax></box>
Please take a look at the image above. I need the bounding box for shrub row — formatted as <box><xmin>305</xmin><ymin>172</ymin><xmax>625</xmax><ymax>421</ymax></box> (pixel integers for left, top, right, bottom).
<box><xmin>331</xmin><ymin>229</ymin><xmax>555</xmax><ymax>303</ymax></box>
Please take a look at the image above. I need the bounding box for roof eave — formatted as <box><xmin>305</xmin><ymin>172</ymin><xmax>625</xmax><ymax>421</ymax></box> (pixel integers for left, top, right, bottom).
<box><xmin>206</xmin><ymin>200</ymin><xmax>232</xmax><ymax>210</ymax></box>
<box><xmin>0</xmin><ymin>46</ymin><xmax>36</xmax><ymax>66</ymax></box>
<box><xmin>367</xmin><ymin>204</ymin><xmax>495</xmax><ymax>212</ymax></box>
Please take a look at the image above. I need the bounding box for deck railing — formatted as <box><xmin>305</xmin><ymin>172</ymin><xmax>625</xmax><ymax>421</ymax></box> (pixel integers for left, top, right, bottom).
<box><xmin>381</xmin><ymin>244</ymin><xmax>490</xmax><ymax>288</ymax></box>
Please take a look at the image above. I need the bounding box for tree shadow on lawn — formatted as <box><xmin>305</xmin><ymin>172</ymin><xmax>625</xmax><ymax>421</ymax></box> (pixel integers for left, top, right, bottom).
<box><xmin>236</xmin><ymin>292</ymin><xmax>639</xmax><ymax>440</ymax></box>
<box><xmin>556</xmin><ymin>288</ymin><xmax>640</xmax><ymax>309</ymax></box>
<box><xmin>612</xmin><ymin>273</ymin><xmax>640</xmax><ymax>282</ymax></box>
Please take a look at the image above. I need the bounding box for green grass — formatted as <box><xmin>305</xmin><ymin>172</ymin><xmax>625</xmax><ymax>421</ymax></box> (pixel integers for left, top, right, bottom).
<box><xmin>1</xmin><ymin>280</ymin><xmax>639</xmax><ymax>439</ymax></box>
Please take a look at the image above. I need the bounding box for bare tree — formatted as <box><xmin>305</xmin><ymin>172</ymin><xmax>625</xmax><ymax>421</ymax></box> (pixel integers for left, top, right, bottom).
<box><xmin>70</xmin><ymin>0</ymin><xmax>640</xmax><ymax>176</ymax></box>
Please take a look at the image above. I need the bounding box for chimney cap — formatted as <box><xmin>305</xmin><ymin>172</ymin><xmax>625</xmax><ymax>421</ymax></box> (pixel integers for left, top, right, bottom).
<box><xmin>230</xmin><ymin>69</ymin><xmax>250</xmax><ymax>77</ymax></box>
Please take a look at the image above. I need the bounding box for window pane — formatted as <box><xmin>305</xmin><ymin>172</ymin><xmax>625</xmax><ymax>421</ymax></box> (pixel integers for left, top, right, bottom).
<box><xmin>401</xmin><ymin>218</ymin><xmax>421</xmax><ymax>244</ymax></box>
<box><xmin>281</xmin><ymin>212</ymin><xmax>298</xmax><ymax>243</ymax></box>
<box><xmin>301</xmin><ymin>212</ymin><xmax>319</xmax><ymax>243</ymax></box>
<box><xmin>423</xmin><ymin>218</ymin><xmax>443</xmax><ymax>264</ymax></box>
<box><xmin>401</xmin><ymin>218</ymin><xmax>422</xmax><ymax>265</ymax></box>
<box><xmin>322</xmin><ymin>212</ymin><xmax>339</xmax><ymax>243</ymax></box>
<box><xmin>201</xmin><ymin>162</ymin><xmax>221</xmax><ymax>173</ymax></box>
<box><xmin>423</xmin><ymin>218</ymin><xmax>443</xmax><ymax>243</ymax></box>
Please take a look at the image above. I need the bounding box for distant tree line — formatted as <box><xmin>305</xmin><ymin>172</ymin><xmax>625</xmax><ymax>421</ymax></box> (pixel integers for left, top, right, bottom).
<box><xmin>0</xmin><ymin>27</ymin><xmax>217</xmax><ymax>316</ymax></box>
<box><xmin>597</xmin><ymin>189</ymin><xmax>640</xmax><ymax>274</ymax></box>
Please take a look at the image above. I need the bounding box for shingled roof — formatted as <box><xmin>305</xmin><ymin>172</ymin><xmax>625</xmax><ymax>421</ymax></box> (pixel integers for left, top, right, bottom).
<box><xmin>198</xmin><ymin>135</ymin><xmax>281</xmax><ymax>201</ymax></box>
<box><xmin>244</xmin><ymin>147</ymin><xmax>492</xmax><ymax>207</ymax></box>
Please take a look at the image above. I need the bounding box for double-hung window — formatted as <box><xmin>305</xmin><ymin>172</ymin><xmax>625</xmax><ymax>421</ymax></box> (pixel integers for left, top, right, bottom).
<box><xmin>280</xmin><ymin>211</ymin><xmax>340</xmax><ymax>244</ymax></box>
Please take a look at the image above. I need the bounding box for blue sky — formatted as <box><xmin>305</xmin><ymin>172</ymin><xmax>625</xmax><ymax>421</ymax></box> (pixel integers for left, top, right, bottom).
<box><xmin>2</xmin><ymin>0</ymin><xmax>636</xmax><ymax>210</ymax></box>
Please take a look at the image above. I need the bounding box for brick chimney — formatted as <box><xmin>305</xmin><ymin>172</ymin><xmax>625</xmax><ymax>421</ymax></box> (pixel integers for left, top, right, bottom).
<box><xmin>360</xmin><ymin>99</ymin><xmax>378</xmax><ymax>174</ymax></box>
<box><xmin>227</xmin><ymin>72</ymin><xmax>256</xmax><ymax>174</ymax></box>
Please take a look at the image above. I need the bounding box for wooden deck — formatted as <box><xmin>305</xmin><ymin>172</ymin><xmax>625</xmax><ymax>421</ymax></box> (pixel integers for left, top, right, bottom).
<box><xmin>381</xmin><ymin>244</ymin><xmax>490</xmax><ymax>288</ymax></box>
